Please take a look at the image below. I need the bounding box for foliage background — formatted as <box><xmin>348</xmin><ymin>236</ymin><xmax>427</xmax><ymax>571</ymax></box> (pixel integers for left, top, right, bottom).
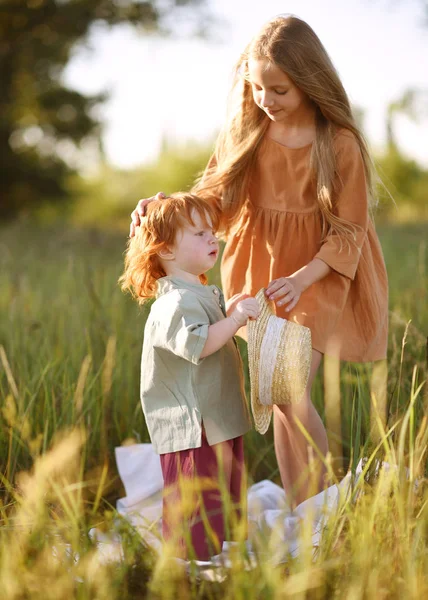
<box><xmin>0</xmin><ymin>1</ymin><xmax>427</xmax><ymax>598</ymax></box>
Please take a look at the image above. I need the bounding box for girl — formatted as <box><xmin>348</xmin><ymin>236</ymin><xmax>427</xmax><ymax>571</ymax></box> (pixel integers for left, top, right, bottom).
<box><xmin>130</xmin><ymin>16</ymin><xmax>388</xmax><ymax>506</ymax></box>
<box><xmin>120</xmin><ymin>192</ymin><xmax>259</xmax><ymax>560</ymax></box>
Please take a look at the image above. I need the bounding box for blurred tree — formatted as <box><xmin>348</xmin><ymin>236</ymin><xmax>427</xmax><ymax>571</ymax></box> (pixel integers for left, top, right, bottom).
<box><xmin>71</xmin><ymin>137</ymin><xmax>214</xmax><ymax>227</ymax></box>
<box><xmin>0</xmin><ymin>0</ymin><xmax>210</xmax><ymax>219</ymax></box>
<box><xmin>376</xmin><ymin>88</ymin><xmax>428</xmax><ymax>217</ymax></box>
<box><xmin>385</xmin><ymin>88</ymin><xmax>428</xmax><ymax>151</ymax></box>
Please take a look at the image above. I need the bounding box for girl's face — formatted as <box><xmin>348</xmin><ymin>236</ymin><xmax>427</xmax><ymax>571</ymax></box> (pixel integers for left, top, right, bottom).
<box><xmin>161</xmin><ymin>209</ymin><xmax>219</xmax><ymax>283</ymax></box>
<box><xmin>248</xmin><ymin>58</ymin><xmax>311</xmax><ymax>122</ymax></box>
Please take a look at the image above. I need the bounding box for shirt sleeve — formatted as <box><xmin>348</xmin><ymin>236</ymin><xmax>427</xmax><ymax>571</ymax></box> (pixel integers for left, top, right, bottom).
<box><xmin>314</xmin><ymin>132</ymin><xmax>369</xmax><ymax>280</ymax></box>
<box><xmin>162</xmin><ymin>291</ymin><xmax>210</xmax><ymax>365</ymax></box>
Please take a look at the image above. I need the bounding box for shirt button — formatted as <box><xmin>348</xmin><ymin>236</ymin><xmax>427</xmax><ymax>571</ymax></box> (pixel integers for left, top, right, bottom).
<box><xmin>213</xmin><ymin>288</ymin><xmax>218</xmax><ymax>295</ymax></box>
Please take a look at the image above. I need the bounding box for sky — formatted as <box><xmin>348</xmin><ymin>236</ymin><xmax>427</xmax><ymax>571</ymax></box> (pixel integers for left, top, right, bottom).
<box><xmin>64</xmin><ymin>0</ymin><xmax>428</xmax><ymax>170</ymax></box>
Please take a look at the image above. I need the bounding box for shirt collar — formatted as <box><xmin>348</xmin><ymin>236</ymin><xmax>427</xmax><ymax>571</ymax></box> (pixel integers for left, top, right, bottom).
<box><xmin>156</xmin><ymin>276</ymin><xmax>222</xmax><ymax>300</ymax></box>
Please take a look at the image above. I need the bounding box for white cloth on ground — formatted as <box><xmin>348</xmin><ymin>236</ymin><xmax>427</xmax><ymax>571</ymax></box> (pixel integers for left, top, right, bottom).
<box><xmin>107</xmin><ymin>443</ymin><xmax>362</xmax><ymax>568</ymax></box>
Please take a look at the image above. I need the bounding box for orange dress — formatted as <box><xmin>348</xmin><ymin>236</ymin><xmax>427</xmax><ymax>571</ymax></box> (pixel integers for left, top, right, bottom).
<box><xmin>221</xmin><ymin>130</ymin><xmax>388</xmax><ymax>362</ymax></box>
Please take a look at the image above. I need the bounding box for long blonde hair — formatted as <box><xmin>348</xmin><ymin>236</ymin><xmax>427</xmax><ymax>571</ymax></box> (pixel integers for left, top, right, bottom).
<box><xmin>193</xmin><ymin>15</ymin><xmax>375</xmax><ymax>243</ymax></box>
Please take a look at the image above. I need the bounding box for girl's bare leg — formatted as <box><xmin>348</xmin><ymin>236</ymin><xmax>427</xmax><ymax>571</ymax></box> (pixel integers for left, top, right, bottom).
<box><xmin>273</xmin><ymin>349</ymin><xmax>328</xmax><ymax>507</ymax></box>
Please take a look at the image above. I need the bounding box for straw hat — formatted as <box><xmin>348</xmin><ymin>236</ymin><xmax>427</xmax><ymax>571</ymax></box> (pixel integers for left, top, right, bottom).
<box><xmin>247</xmin><ymin>288</ymin><xmax>312</xmax><ymax>434</ymax></box>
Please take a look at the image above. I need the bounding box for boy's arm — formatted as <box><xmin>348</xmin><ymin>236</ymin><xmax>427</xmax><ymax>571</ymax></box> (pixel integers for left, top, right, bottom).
<box><xmin>199</xmin><ymin>317</ymin><xmax>241</xmax><ymax>359</ymax></box>
<box><xmin>200</xmin><ymin>297</ymin><xmax>259</xmax><ymax>358</ymax></box>
<box><xmin>160</xmin><ymin>292</ymin><xmax>259</xmax><ymax>362</ymax></box>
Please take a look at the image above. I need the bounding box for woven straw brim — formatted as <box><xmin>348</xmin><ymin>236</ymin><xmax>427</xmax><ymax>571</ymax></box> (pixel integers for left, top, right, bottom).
<box><xmin>247</xmin><ymin>289</ymin><xmax>312</xmax><ymax>434</ymax></box>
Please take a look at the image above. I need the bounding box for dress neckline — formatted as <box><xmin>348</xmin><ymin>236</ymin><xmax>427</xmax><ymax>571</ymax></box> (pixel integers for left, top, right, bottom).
<box><xmin>266</xmin><ymin>135</ymin><xmax>313</xmax><ymax>151</ymax></box>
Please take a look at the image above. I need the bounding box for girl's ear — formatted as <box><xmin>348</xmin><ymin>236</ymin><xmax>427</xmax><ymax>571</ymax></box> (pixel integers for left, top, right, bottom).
<box><xmin>157</xmin><ymin>245</ymin><xmax>175</xmax><ymax>261</ymax></box>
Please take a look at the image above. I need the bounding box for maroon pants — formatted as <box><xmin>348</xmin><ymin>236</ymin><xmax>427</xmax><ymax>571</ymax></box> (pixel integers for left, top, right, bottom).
<box><xmin>159</xmin><ymin>433</ymin><xmax>246</xmax><ymax>560</ymax></box>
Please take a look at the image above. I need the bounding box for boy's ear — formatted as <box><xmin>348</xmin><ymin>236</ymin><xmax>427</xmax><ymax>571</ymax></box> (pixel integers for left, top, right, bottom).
<box><xmin>157</xmin><ymin>245</ymin><xmax>175</xmax><ymax>261</ymax></box>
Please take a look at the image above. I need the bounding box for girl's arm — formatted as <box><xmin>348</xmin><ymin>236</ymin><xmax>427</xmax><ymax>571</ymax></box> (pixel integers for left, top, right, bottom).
<box><xmin>200</xmin><ymin>298</ymin><xmax>259</xmax><ymax>358</ymax></box>
<box><xmin>290</xmin><ymin>258</ymin><xmax>332</xmax><ymax>292</ymax></box>
<box><xmin>313</xmin><ymin>132</ymin><xmax>369</xmax><ymax>280</ymax></box>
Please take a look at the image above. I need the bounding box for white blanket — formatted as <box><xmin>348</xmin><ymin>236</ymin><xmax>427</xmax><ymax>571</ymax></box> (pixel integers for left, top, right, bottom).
<box><xmin>92</xmin><ymin>443</ymin><xmax>362</xmax><ymax>570</ymax></box>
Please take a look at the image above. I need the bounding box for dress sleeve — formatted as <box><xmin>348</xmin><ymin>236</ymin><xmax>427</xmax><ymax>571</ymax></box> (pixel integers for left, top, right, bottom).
<box><xmin>314</xmin><ymin>133</ymin><xmax>369</xmax><ymax>280</ymax></box>
<box><xmin>162</xmin><ymin>291</ymin><xmax>210</xmax><ymax>365</ymax></box>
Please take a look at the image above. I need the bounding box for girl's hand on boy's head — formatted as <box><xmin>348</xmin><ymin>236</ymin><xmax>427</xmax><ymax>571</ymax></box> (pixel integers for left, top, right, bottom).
<box><xmin>226</xmin><ymin>293</ymin><xmax>251</xmax><ymax>316</ymax></box>
<box><xmin>231</xmin><ymin>298</ymin><xmax>260</xmax><ymax>327</ymax></box>
<box><xmin>129</xmin><ymin>192</ymin><xmax>166</xmax><ymax>237</ymax></box>
<box><xmin>266</xmin><ymin>276</ymin><xmax>302</xmax><ymax>312</ymax></box>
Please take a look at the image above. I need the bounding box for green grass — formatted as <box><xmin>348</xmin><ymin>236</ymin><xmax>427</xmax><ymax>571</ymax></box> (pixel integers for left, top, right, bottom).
<box><xmin>0</xmin><ymin>219</ymin><xmax>427</xmax><ymax>598</ymax></box>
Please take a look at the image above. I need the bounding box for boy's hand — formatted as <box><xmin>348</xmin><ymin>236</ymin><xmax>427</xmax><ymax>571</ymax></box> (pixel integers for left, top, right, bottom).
<box><xmin>231</xmin><ymin>298</ymin><xmax>260</xmax><ymax>327</ymax></box>
<box><xmin>226</xmin><ymin>293</ymin><xmax>251</xmax><ymax>316</ymax></box>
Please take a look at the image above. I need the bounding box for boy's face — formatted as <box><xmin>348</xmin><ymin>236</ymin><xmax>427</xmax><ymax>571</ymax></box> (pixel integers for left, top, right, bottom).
<box><xmin>160</xmin><ymin>209</ymin><xmax>219</xmax><ymax>282</ymax></box>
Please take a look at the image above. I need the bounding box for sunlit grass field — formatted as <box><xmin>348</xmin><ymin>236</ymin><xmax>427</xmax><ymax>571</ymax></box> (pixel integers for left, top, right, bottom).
<box><xmin>0</xmin><ymin>219</ymin><xmax>427</xmax><ymax>598</ymax></box>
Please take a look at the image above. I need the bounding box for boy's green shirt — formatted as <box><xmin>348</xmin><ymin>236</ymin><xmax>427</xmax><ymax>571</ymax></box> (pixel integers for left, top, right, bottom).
<box><xmin>140</xmin><ymin>276</ymin><xmax>252</xmax><ymax>454</ymax></box>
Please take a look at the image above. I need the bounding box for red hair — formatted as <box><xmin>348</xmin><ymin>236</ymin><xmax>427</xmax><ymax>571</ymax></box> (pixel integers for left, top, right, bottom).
<box><xmin>119</xmin><ymin>192</ymin><xmax>220</xmax><ymax>304</ymax></box>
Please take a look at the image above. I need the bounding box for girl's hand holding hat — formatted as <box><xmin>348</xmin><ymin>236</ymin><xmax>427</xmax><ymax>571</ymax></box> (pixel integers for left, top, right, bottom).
<box><xmin>266</xmin><ymin>259</ymin><xmax>331</xmax><ymax>312</ymax></box>
<box><xmin>266</xmin><ymin>276</ymin><xmax>303</xmax><ymax>312</ymax></box>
